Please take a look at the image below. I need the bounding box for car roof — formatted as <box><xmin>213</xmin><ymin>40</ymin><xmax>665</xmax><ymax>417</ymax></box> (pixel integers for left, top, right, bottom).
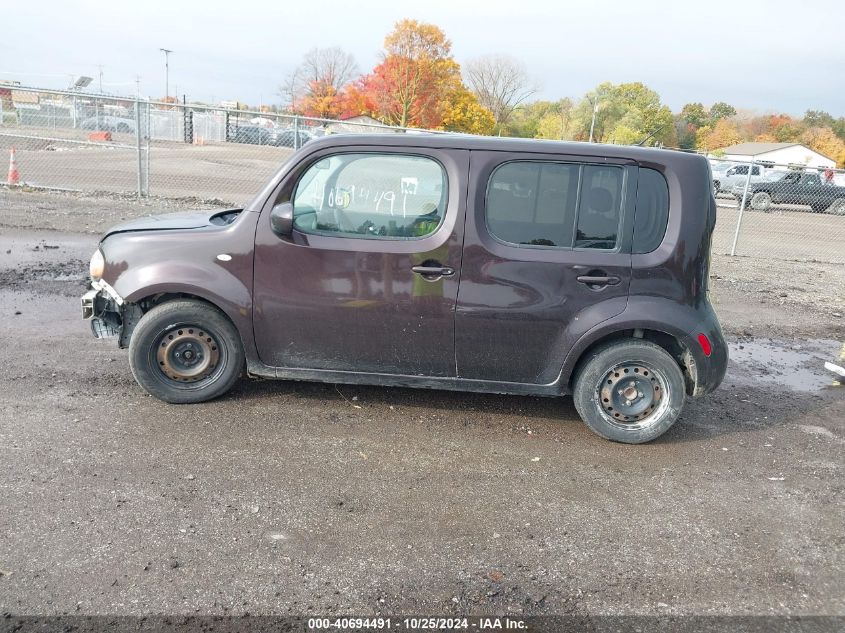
<box><xmin>306</xmin><ymin>133</ymin><xmax>705</xmax><ymax>167</ymax></box>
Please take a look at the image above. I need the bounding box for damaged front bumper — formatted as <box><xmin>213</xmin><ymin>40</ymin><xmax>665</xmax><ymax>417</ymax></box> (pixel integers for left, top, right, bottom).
<box><xmin>81</xmin><ymin>280</ymin><xmax>124</xmax><ymax>340</ymax></box>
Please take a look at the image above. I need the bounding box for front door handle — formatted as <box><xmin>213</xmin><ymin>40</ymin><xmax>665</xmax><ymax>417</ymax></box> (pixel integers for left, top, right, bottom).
<box><xmin>577</xmin><ymin>274</ymin><xmax>621</xmax><ymax>286</ymax></box>
<box><xmin>411</xmin><ymin>264</ymin><xmax>455</xmax><ymax>279</ymax></box>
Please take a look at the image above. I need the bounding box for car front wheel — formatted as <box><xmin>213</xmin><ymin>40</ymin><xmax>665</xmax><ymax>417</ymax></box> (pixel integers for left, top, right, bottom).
<box><xmin>128</xmin><ymin>299</ymin><xmax>244</xmax><ymax>404</ymax></box>
<box><xmin>572</xmin><ymin>340</ymin><xmax>686</xmax><ymax>444</ymax></box>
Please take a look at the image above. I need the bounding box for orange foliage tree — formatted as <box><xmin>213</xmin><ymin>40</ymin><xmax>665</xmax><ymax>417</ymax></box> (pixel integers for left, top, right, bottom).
<box><xmin>355</xmin><ymin>19</ymin><xmax>493</xmax><ymax>133</ymax></box>
<box><xmin>695</xmin><ymin>118</ymin><xmax>742</xmax><ymax>152</ymax></box>
<box><xmin>801</xmin><ymin>127</ymin><xmax>845</xmax><ymax>167</ymax></box>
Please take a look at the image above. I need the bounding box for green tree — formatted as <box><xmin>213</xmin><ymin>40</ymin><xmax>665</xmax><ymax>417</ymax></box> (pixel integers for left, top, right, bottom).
<box><xmin>572</xmin><ymin>82</ymin><xmax>674</xmax><ymax>146</ymax></box>
<box><xmin>503</xmin><ymin>100</ymin><xmax>559</xmax><ymax>138</ymax></box>
<box><xmin>803</xmin><ymin>110</ymin><xmax>835</xmax><ymax>129</ymax></box>
<box><xmin>534</xmin><ymin>98</ymin><xmax>574</xmax><ymax>140</ymax></box>
<box><xmin>680</xmin><ymin>102</ymin><xmax>708</xmax><ymax>128</ymax></box>
<box><xmin>676</xmin><ymin>102</ymin><xmax>708</xmax><ymax>149</ymax></box>
<box><xmin>708</xmin><ymin>101</ymin><xmax>737</xmax><ymax>122</ymax></box>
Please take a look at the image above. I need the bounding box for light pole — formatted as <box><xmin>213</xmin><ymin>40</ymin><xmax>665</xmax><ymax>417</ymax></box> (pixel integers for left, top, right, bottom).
<box><xmin>160</xmin><ymin>48</ymin><xmax>173</xmax><ymax>100</ymax></box>
<box><xmin>587</xmin><ymin>96</ymin><xmax>600</xmax><ymax>143</ymax></box>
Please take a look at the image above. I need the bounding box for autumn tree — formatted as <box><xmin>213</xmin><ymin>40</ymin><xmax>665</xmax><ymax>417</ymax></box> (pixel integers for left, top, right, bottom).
<box><xmin>675</xmin><ymin>102</ymin><xmax>708</xmax><ymax>148</ymax></box>
<box><xmin>767</xmin><ymin>114</ymin><xmax>802</xmax><ymax>142</ymax></box>
<box><xmin>360</xmin><ymin>19</ymin><xmax>459</xmax><ymax>128</ymax></box>
<box><xmin>463</xmin><ymin>54</ymin><xmax>537</xmax><ymax>132</ymax></box>
<box><xmin>801</xmin><ymin>127</ymin><xmax>845</xmax><ymax>167</ymax></box>
<box><xmin>440</xmin><ymin>86</ymin><xmax>495</xmax><ymax>135</ymax></box>
<box><xmin>355</xmin><ymin>19</ymin><xmax>494</xmax><ymax>134</ymax></box>
<box><xmin>282</xmin><ymin>47</ymin><xmax>359</xmax><ymax>116</ymax></box>
<box><xmin>695</xmin><ymin>118</ymin><xmax>742</xmax><ymax>151</ymax></box>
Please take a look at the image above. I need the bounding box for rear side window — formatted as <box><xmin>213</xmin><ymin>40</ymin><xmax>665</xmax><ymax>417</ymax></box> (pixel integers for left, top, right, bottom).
<box><xmin>633</xmin><ymin>168</ymin><xmax>669</xmax><ymax>254</ymax></box>
<box><xmin>292</xmin><ymin>153</ymin><xmax>447</xmax><ymax>239</ymax></box>
<box><xmin>486</xmin><ymin>161</ymin><xmax>623</xmax><ymax>249</ymax></box>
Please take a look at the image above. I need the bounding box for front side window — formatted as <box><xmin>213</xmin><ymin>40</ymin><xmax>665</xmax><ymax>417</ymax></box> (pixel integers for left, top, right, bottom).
<box><xmin>292</xmin><ymin>153</ymin><xmax>447</xmax><ymax>239</ymax></box>
<box><xmin>486</xmin><ymin>161</ymin><xmax>623</xmax><ymax>250</ymax></box>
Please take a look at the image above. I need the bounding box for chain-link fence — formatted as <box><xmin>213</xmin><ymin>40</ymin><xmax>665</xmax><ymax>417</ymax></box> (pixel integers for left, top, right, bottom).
<box><xmin>709</xmin><ymin>157</ymin><xmax>845</xmax><ymax>264</ymax></box>
<box><xmin>2</xmin><ymin>86</ymin><xmax>844</xmax><ymax>264</ymax></box>
<box><xmin>0</xmin><ymin>86</ymin><xmax>431</xmax><ymax>206</ymax></box>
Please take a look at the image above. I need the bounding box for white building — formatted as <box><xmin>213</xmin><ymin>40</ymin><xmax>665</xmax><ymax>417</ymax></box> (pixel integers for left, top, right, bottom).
<box><xmin>720</xmin><ymin>142</ymin><xmax>835</xmax><ymax>169</ymax></box>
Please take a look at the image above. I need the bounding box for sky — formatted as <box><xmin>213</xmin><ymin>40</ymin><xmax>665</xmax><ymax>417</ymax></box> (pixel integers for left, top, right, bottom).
<box><xmin>3</xmin><ymin>0</ymin><xmax>844</xmax><ymax>116</ymax></box>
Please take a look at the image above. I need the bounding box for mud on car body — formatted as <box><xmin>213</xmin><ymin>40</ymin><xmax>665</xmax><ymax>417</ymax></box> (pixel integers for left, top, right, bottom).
<box><xmin>83</xmin><ymin>135</ymin><xmax>727</xmax><ymax>444</ymax></box>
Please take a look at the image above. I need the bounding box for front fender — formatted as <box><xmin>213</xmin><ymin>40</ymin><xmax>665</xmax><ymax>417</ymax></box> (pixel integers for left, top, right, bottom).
<box><xmin>98</xmin><ymin>216</ymin><xmax>259</xmax><ymax>359</ymax></box>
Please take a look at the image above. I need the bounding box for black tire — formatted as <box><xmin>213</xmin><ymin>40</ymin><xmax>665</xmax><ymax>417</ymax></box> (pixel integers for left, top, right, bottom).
<box><xmin>824</xmin><ymin>198</ymin><xmax>845</xmax><ymax>215</ymax></box>
<box><xmin>572</xmin><ymin>339</ymin><xmax>686</xmax><ymax>444</ymax></box>
<box><xmin>750</xmin><ymin>191</ymin><xmax>772</xmax><ymax>212</ymax></box>
<box><xmin>128</xmin><ymin>299</ymin><xmax>244</xmax><ymax>404</ymax></box>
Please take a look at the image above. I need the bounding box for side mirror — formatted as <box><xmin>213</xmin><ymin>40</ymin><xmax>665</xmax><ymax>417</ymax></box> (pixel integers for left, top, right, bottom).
<box><xmin>270</xmin><ymin>201</ymin><xmax>294</xmax><ymax>236</ymax></box>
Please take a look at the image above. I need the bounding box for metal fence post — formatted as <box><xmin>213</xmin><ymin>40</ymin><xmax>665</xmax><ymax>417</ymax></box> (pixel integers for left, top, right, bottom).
<box><xmin>135</xmin><ymin>98</ymin><xmax>143</xmax><ymax>198</ymax></box>
<box><xmin>293</xmin><ymin>115</ymin><xmax>300</xmax><ymax>150</ymax></box>
<box><xmin>730</xmin><ymin>161</ymin><xmax>755</xmax><ymax>256</ymax></box>
<box><xmin>144</xmin><ymin>101</ymin><xmax>151</xmax><ymax>197</ymax></box>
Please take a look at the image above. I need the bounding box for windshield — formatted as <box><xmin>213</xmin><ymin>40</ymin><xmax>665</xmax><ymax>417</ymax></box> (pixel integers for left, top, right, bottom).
<box><xmin>764</xmin><ymin>171</ymin><xmax>789</xmax><ymax>182</ymax></box>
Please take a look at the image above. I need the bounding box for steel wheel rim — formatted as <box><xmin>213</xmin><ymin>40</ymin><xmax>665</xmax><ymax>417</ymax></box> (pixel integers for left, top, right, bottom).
<box><xmin>152</xmin><ymin>324</ymin><xmax>225</xmax><ymax>388</ymax></box>
<box><xmin>596</xmin><ymin>361</ymin><xmax>671</xmax><ymax>431</ymax></box>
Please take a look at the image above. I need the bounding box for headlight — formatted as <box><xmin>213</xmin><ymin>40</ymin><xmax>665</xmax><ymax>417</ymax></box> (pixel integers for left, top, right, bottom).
<box><xmin>89</xmin><ymin>249</ymin><xmax>105</xmax><ymax>280</ymax></box>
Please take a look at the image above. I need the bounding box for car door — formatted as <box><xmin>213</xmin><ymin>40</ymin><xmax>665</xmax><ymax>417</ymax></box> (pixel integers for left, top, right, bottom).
<box><xmin>253</xmin><ymin>146</ymin><xmax>468</xmax><ymax>377</ymax></box>
<box><xmin>772</xmin><ymin>172</ymin><xmax>798</xmax><ymax>203</ymax></box>
<box><xmin>455</xmin><ymin>151</ymin><xmax>635</xmax><ymax>384</ymax></box>
<box><xmin>801</xmin><ymin>173</ymin><xmax>827</xmax><ymax>208</ymax></box>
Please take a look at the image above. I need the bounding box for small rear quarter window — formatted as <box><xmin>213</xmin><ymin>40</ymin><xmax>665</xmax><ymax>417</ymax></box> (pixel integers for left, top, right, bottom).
<box><xmin>633</xmin><ymin>168</ymin><xmax>669</xmax><ymax>254</ymax></box>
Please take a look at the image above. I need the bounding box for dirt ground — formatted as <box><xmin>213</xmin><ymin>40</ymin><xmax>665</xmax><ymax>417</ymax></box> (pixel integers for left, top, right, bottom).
<box><xmin>0</xmin><ymin>189</ymin><xmax>843</xmax><ymax>619</ymax></box>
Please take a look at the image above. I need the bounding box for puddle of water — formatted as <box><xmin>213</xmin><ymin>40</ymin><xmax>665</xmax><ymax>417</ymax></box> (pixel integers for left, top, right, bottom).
<box><xmin>728</xmin><ymin>338</ymin><xmax>843</xmax><ymax>392</ymax></box>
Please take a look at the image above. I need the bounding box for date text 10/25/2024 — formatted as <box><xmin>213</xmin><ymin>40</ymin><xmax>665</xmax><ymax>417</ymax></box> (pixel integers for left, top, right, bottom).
<box><xmin>307</xmin><ymin>617</ymin><xmax>528</xmax><ymax>630</ymax></box>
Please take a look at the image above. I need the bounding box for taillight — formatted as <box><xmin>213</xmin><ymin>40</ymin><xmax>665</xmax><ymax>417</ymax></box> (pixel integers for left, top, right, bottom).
<box><xmin>697</xmin><ymin>333</ymin><xmax>712</xmax><ymax>357</ymax></box>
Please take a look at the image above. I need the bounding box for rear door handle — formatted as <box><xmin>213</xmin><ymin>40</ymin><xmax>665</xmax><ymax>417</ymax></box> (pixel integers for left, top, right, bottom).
<box><xmin>412</xmin><ymin>265</ymin><xmax>455</xmax><ymax>278</ymax></box>
<box><xmin>577</xmin><ymin>275</ymin><xmax>621</xmax><ymax>286</ymax></box>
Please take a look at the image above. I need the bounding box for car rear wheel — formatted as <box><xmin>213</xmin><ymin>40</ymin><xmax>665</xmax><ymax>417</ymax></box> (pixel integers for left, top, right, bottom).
<box><xmin>827</xmin><ymin>198</ymin><xmax>845</xmax><ymax>215</ymax></box>
<box><xmin>129</xmin><ymin>299</ymin><xmax>244</xmax><ymax>404</ymax></box>
<box><xmin>750</xmin><ymin>191</ymin><xmax>772</xmax><ymax>211</ymax></box>
<box><xmin>572</xmin><ymin>340</ymin><xmax>686</xmax><ymax>444</ymax></box>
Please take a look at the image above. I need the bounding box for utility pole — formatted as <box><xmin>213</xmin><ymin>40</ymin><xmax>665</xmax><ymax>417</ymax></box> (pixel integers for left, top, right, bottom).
<box><xmin>135</xmin><ymin>75</ymin><xmax>142</xmax><ymax>98</ymax></box>
<box><xmin>159</xmin><ymin>48</ymin><xmax>173</xmax><ymax>100</ymax></box>
<box><xmin>97</xmin><ymin>64</ymin><xmax>104</xmax><ymax>93</ymax></box>
<box><xmin>588</xmin><ymin>97</ymin><xmax>599</xmax><ymax>143</ymax></box>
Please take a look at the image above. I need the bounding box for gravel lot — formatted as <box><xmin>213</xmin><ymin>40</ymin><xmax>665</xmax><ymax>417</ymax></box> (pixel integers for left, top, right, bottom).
<box><xmin>0</xmin><ymin>189</ymin><xmax>843</xmax><ymax>619</ymax></box>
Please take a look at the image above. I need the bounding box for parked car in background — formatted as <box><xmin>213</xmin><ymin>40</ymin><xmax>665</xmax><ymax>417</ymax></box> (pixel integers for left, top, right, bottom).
<box><xmin>733</xmin><ymin>170</ymin><xmax>845</xmax><ymax>214</ymax></box>
<box><xmin>232</xmin><ymin>125</ymin><xmax>274</xmax><ymax>145</ymax></box>
<box><xmin>713</xmin><ymin>162</ymin><xmax>777</xmax><ymax>195</ymax></box>
<box><xmin>709</xmin><ymin>160</ymin><xmax>734</xmax><ymax>195</ymax></box>
<box><xmin>272</xmin><ymin>128</ymin><xmax>314</xmax><ymax>148</ymax></box>
<box><xmin>82</xmin><ymin>135</ymin><xmax>727</xmax><ymax>444</ymax></box>
<box><xmin>80</xmin><ymin>116</ymin><xmax>136</xmax><ymax>134</ymax></box>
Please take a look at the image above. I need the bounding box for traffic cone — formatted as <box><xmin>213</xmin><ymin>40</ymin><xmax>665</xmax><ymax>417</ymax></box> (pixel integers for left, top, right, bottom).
<box><xmin>7</xmin><ymin>147</ymin><xmax>20</xmax><ymax>185</ymax></box>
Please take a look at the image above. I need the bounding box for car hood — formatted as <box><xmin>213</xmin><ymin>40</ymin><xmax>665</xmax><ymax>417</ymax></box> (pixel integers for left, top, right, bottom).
<box><xmin>102</xmin><ymin>209</ymin><xmax>242</xmax><ymax>239</ymax></box>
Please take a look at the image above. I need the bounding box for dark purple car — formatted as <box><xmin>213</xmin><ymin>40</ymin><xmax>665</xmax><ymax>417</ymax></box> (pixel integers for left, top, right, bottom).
<box><xmin>82</xmin><ymin>135</ymin><xmax>727</xmax><ymax>443</ymax></box>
